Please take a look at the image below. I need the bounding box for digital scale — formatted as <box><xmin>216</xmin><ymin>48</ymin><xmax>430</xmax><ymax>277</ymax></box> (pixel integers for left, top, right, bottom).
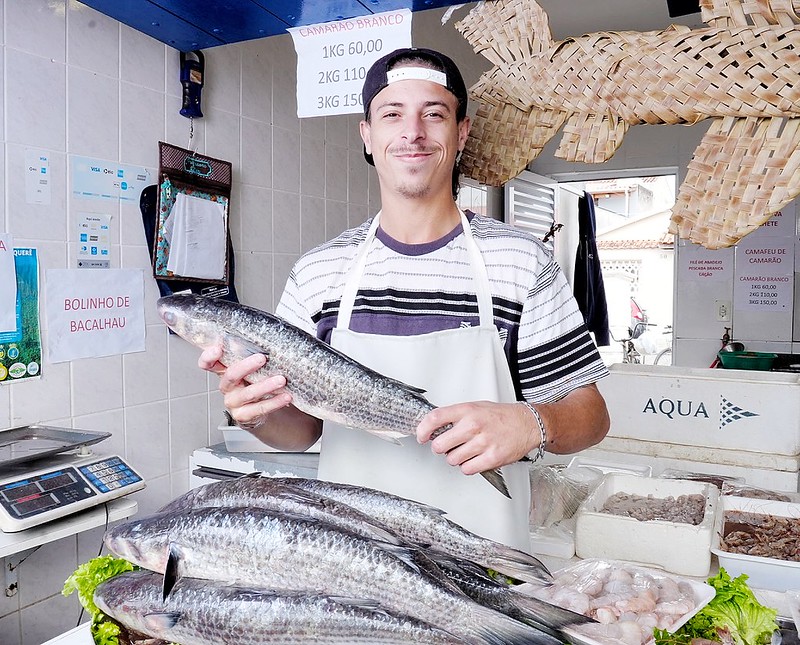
<box><xmin>0</xmin><ymin>425</ymin><xmax>145</xmax><ymax>533</ymax></box>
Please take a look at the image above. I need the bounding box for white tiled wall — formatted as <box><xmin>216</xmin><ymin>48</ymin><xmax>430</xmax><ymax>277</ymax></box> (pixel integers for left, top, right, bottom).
<box><xmin>0</xmin><ymin>1</ymin><xmax>486</xmax><ymax>641</ymax></box>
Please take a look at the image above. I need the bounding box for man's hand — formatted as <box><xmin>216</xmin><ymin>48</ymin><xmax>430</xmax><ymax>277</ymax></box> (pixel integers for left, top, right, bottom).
<box><xmin>198</xmin><ymin>345</ymin><xmax>292</xmax><ymax>430</ymax></box>
<box><xmin>198</xmin><ymin>345</ymin><xmax>322</xmax><ymax>450</ymax></box>
<box><xmin>416</xmin><ymin>384</ymin><xmax>609</xmax><ymax>474</ymax></box>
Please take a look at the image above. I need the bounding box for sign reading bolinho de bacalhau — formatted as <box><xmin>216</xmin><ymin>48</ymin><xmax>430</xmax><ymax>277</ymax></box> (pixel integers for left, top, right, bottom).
<box><xmin>45</xmin><ymin>269</ymin><xmax>145</xmax><ymax>363</ymax></box>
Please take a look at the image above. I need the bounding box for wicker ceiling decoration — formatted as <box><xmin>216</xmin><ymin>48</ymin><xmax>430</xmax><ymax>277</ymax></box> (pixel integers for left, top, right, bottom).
<box><xmin>456</xmin><ymin>0</ymin><xmax>800</xmax><ymax>249</ymax></box>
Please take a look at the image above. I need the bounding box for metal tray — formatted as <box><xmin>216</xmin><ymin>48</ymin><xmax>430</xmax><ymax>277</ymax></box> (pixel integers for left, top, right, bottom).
<box><xmin>0</xmin><ymin>425</ymin><xmax>111</xmax><ymax>468</ymax></box>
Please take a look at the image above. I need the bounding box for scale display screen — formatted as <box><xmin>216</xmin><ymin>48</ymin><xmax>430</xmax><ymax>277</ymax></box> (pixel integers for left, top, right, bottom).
<box><xmin>0</xmin><ymin>456</ymin><xmax>145</xmax><ymax>532</ymax></box>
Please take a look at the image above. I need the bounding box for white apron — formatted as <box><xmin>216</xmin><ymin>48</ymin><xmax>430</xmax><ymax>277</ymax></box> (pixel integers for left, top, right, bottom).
<box><xmin>318</xmin><ymin>211</ymin><xmax>532</xmax><ymax>551</ymax></box>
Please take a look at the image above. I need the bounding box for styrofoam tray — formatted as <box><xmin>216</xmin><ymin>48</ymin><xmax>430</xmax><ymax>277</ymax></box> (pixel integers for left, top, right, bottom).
<box><xmin>711</xmin><ymin>495</ymin><xmax>800</xmax><ymax>592</ymax></box>
<box><xmin>575</xmin><ymin>473</ymin><xmax>718</xmax><ymax>576</ymax></box>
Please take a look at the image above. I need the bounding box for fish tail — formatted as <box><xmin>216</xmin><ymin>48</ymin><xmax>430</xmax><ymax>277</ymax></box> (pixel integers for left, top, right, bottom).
<box><xmin>469</xmin><ymin>603</ymin><xmax>563</xmax><ymax>645</ymax></box>
<box><xmin>486</xmin><ymin>546</ymin><xmax>553</xmax><ymax>584</ymax></box>
<box><xmin>480</xmin><ymin>468</ymin><xmax>511</xmax><ymax>498</ymax></box>
<box><xmin>507</xmin><ymin>590</ymin><xmax>594</xmax><ymax>632</ymax></box>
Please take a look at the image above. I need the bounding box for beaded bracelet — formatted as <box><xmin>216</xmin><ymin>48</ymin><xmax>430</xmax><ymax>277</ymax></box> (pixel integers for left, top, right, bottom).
<box><xmin>519</xmin><ymin>401</ymin><xmax>547</xmax><ymax>462</ymax></box>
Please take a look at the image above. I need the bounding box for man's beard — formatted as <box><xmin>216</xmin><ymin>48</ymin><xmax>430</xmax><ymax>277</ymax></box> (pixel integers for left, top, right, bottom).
<box><xmin>395</xmin><ymin>173</ymin><xmax>432</xmax><ymax>199</ymax></box>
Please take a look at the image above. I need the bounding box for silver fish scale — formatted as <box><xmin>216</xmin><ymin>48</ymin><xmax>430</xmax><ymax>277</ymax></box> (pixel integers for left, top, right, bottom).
<box><xmin>95</xmin><ymin>570</ymin><xmax>463</xmax><ymax>645</ymax></box>
<box><xmin>105</xmin><ymin>507</ymin><xmax>508</xmax><ymax>643</ymax></box>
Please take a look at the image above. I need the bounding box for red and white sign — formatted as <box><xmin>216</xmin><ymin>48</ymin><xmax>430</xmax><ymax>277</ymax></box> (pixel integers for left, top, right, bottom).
<box><xmin>45</xmin><ymin>269</ymin><xmax>145</xmax><ymax>363</ymax></box>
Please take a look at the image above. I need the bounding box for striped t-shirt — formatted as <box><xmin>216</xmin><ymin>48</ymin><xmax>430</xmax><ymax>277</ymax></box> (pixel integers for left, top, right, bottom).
<box><xmin>276</xmin><ymin>213</ymin><xmax>608</xmax><ymax>403</ymax></box>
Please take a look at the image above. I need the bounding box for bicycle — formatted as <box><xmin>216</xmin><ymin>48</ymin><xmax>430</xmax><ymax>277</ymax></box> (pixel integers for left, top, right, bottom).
<box><xmin>610</xmin><ymin>321</ymin><xmax>650</xmax><ymax>364</ymax></box>
<box><xmin>653</xmin><ymin>325</ymin><xmax>673</xmax><ymax>365</ymax></box>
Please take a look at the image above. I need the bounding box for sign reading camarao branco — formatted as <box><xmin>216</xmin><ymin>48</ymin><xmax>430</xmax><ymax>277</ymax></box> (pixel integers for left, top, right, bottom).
<box><xmin>289</xmin><ymin>9</ymin><xmax>412</xmax><ymax>118</ymax></box>
<box><xmin>45</xmin><ymin>269</ymin><xmax>145</xmax><ymax>363</ymax></box>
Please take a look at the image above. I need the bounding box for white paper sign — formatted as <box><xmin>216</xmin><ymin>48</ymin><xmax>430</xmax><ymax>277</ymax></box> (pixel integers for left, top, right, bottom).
<box><xmin>45</xmin><ymin>268</ymin><xmax>145</xmax><ymax>363</ymax></box>
<box><xmin>71</xmin><ymin>155</ymin><xmax>152</xmax><ymax>202</ymax></box>
<box><xmin>733</xmin><ymin>236</ymin><xmax>793</xmax><ymax>312</ymax></box>
<box><xmin>76</xmin><ymin>212</ymin><xmax>111</xmax><ymax>268</ymax></box>
<box><xmin>289</xmin><ymin>9</ymin><xmax>412</xmax><ymax>118</ymax></box>
<box><xmin>24</xmin><ymin>149</ymin><xmax>50</xmax><ymax>205</ymax></box>
<box><xmin>678</xmin><ymin>242</ymin><xmax>731</xmax><ymax>283</ymax></box>
<box><xmin>0</xmin><ymin>234</ymin><xmax>16</xmax><ymax>332</ymax></box>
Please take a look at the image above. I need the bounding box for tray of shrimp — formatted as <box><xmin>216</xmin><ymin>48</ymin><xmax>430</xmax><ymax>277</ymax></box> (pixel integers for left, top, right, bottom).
<box><xmin>524</xmin><ymin>558</ymin><xmax>715</xmax><ymax>645</ymax></box>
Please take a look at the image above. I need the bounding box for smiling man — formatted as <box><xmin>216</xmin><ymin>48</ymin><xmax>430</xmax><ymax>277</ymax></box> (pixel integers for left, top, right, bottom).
<box><xmin>200</xmin><ymin>48</ymin><xmax>610</xmax><ymax>551</ymax></box>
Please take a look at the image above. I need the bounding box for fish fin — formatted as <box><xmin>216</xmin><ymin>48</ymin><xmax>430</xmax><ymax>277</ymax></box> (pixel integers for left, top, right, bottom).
<box><xmin>555</xmin><ymin>112</ymin><xmax>629</xmax><ymax>163</ymax></box>
<box><xmin>508</xmin><ymin>590</ymin><xmax>595</xmax><ymax>631</ymax></box>
<box><xmin>480</xmin><ymin>468</ymin><xmax>511</xmax><ymax>498</ymax></box>
<box><xmin>469</xmin><ymin>602</ymin><xmax>564</xmax><ymax>645</ymax></box>
<box><xmin>224</xmin><ymin>334</ymin><xmax>269</xmax><ymax>362</ymax></box>
<box><xmin>670</xmin><ymin>115</ymin><xmax>799</xmax><ymax>249</ymax></box>
<box><xmin>143</xmin><ymin>611</ymin><xmax>181</xmax><ymax>631</ymax></box>
<box><xmin>162</xmin><ymin>542</ymin><xmax>185</xmax><ymax>600</ymax></box>
<box><xmin>461</xmin><ymin>102</ymin><xmax>568</xmax><ymax>186</ymax></box>
<box><xmin>342</xmin><ymin>424</ymin><xmax>406</xmax><ymax>444</ymax></box>
<box><xmin>485</xmin><ymin>545</ymin><xmax>553</xmax><ymax>585</ymax></box>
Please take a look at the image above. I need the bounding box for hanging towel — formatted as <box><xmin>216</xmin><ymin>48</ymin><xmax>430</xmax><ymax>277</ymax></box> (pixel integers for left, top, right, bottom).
<box><xmin>573</xmin><ymin>191</ymin><xmax>610</xmax><ymax>346</ymax></box>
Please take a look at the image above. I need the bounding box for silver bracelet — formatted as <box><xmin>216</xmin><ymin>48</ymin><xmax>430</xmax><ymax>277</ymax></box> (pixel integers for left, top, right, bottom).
<box><xmin>519</xmin><ymin>401</ymin><xmax>547</xmax><ymax>461</ymax></box>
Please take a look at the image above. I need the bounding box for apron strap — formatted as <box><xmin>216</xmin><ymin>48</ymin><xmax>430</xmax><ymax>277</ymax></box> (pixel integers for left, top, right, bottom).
<box><xmin>337</xmin><ymin>210</ymin><xmax>495</xmax><ymax>330</ymax></box>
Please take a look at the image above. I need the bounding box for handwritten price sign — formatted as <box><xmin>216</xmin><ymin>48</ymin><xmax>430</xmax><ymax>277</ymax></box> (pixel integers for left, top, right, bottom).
<box><xmin>290</xmin><ymin>9</ymin><xmax>412</xmax><ymax>118</ymax></box>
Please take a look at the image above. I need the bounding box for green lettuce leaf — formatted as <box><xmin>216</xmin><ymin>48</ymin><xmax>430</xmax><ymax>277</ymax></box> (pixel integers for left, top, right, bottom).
<box><xmin>655</xmin><ymin>568</ymin><xmax>777</xmax><ymax>645</ymax></box>
<box><xmin>63</xmin><ymin>555</ymin><xmax>136</xmax><ymax>645</ymax></box>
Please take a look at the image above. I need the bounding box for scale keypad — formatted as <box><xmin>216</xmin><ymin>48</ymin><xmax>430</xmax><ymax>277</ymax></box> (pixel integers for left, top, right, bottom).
<box><xmin>79</xmin><ymin>457</ymin><xmax>142</xmax><ymax>493</ymax></box>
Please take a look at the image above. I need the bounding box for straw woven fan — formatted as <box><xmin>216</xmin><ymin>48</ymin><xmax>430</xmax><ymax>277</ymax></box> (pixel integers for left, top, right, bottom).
<box><xmin>456</xmin><ymin>0</ymin><xmax>800</xmax><ymax>249</ymax></box>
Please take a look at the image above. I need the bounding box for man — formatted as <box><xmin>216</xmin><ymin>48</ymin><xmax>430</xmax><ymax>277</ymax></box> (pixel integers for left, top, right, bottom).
<box><xmin>200</xmin><ymin>47</ymin><xmax>610</xmax><ymax>549</ymax></box>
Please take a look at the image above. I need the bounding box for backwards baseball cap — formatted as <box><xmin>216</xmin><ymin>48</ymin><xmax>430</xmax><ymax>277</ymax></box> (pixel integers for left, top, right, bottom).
<box><xmin>361</xmin><ymin>47</ymin><xmax>468</xmax><ymax>166</ymax></box>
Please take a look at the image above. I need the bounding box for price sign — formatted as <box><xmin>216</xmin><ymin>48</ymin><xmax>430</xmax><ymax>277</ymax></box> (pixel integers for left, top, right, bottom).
<box><xmin>289</xmin><ymin>9</ymin><xmax>412</xmax><ymax>118</ymax></box>
<box><xmin>733</xmin><ymin>237</ymin><xmax>793</xmax><ymax>312</ymax></box>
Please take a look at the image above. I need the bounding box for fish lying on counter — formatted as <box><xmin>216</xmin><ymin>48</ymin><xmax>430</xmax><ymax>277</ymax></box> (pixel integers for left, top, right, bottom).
<box><xmin>157</xmin><ymin>293</ymin><xmax>511</xmax><ymax>498</ymax></box>
<box><xmin>95</xmin><ymin>570</ymin><xmax>465</xmax><ymax>645</ymax></box>
<box><xmin>160</xmin><ymin>475</ymin><xmax>553</xmax><ymax>585</ymax></box>
<box><xmin>96</xmin><ymin>477</ymin><xmax>593</xmax><ymax>645</ymax></box>
<box><xmin>105</xmin><ymin>506</ymin><xmax>559</xmax><ymax>645</ymax></box>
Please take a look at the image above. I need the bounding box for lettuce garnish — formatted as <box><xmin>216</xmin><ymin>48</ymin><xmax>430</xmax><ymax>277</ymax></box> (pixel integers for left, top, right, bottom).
<box><xmin>62</xmin><ymin>555</ymin><xmax>136</xmax><ymax>645</ymax></box>
<box><xmin>654</xmin><ymin>568</ymin><xmax>778</xmax><ymax>645</ymax></box>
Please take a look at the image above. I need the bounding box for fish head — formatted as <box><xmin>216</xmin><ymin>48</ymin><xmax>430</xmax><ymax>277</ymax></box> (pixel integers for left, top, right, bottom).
<box><xmin>93</xmin><ymin>570</ymin><xmax>165</xmax><ymax>634</ymax></box>
<box><xmin>104</xmin><ymin>513</ymin><xmax>174</xmax><ymax>572</ymax></box>
<box><xmin>157</xmin><ymin>294</ymin><xmax>226</xmax><ymax>350</ymax></box>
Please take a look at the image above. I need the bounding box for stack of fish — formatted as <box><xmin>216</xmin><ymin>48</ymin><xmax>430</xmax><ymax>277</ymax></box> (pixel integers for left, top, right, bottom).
<box><xmin>95</xmin><ymin>476</ymin><xmax>592</xmax><ymax>644</ymax></box>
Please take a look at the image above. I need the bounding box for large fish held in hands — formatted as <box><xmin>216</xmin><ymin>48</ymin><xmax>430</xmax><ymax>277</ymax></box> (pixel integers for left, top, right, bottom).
<box><xmin>157</xmin><ymin>293</ymin><xmax>510</xmax><ymax>497</ymax></box>
<box><xmin>94</xmin><ymin>570</ymin><xmax>464</xmax><ymax>645</ymax></box>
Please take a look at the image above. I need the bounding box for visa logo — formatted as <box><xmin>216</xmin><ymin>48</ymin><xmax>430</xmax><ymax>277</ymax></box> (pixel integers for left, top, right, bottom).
<box><xmin>90</xmin><ymin>166</ymin><xmax>101</xmax><ymax>172</ymax></box>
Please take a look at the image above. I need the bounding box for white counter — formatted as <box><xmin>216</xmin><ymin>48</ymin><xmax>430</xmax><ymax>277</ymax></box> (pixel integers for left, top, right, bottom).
<box><xmin>42</xmin><ymin>623</ymin><xmax>91</xmax><ymax>645</ymax></box>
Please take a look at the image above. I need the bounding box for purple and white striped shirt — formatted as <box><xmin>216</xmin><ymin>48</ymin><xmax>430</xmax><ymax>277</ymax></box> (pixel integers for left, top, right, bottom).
<box><xmin>276</xmin><ymin>213</ymin><xmax>608</xmax><ymax>403</ymax></box>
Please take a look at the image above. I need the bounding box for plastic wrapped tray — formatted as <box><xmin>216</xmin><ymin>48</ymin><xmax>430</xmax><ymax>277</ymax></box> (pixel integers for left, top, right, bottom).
<box><xmin>0</xmin><ymin>425</ymin><xmax>110</xmax><ymax>468</ymax></box>
<box><xmin>522</xmin><ymin>558</ymin><xmax>715</xmax><ymax>645</ymax></box>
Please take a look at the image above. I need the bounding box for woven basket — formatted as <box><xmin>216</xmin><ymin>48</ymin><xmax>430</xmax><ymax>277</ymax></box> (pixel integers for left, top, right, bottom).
<box><xmin>456</xmin><ymin>0</ymin><xmax>800</xmax><ymax>248</ymax></box>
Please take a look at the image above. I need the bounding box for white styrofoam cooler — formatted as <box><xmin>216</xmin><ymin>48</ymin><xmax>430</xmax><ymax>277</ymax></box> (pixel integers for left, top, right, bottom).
<box><xmin>597</xmin><ymin>364</ymin><xmax>800</xmax><ymax>455</ymax></box>
<box><xmin>575</xmin><ymin>473</ymin><xmax>719</xmax><ymax>576</ymax></box>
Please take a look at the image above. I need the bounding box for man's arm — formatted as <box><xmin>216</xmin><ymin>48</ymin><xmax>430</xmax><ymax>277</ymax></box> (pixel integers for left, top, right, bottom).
<box><xmin>415</xmin><ymin>383</ymin><xmax>609</xmax><ymax>476</ymax></box>
<box><xmin>532</xmin><ymin>383</ymin><xmax>609</xmax><ymax>454</ymax></box>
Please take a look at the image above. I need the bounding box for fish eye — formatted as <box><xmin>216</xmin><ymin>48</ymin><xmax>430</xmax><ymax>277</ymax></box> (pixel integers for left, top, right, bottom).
<box><xmin>161</xmin><ymin>310</ymin><xmax>176</xmax><ymax>326</ymax></box>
